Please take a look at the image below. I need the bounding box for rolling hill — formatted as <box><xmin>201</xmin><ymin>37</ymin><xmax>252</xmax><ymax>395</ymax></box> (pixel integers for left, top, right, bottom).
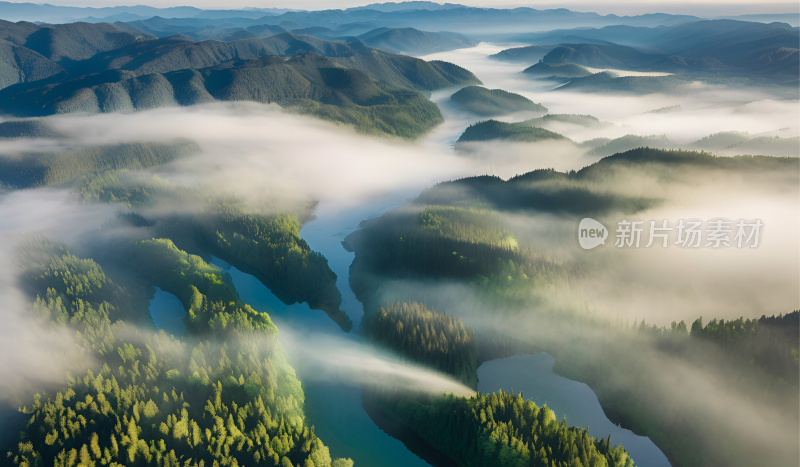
<box><xmin>0</xmin><ymin>39</ymin><xmax>64</xmax><ymax>89</ymax></box>
<box><xmin>58</xmin><ymin>32</ymin><xmax>480</xmax><ymax>92</ymax></box>
<box><xmin>585</xmin><ymin>134</ymin><xmax>673</xmax><ymax>157</ymax></box>
<box><xmin>0</xmin><ymin>119</ymin><xmax>63</xmax><ymax>138</ymax></box>
<box><xmin>510</xmin><ymin>20</ymin><xmax>799</xmax><ymax>80</ymax></box>
<box><xmin>449</xmin><ymin>86</ymin><xmax>546</xmax><ymax>116</ymax></box>
<box><xmin>455</xmin><ymin>120</ymin><xmax>569</xmax><ymax>145</ymax></box>
<box><xmin>488</xmin><ymin>44</ymin><xmax>556</xmax><ymax>63</ymax></box>
<box><xmin>522</xmin><ymin>62</ymin><xmax>592</xmax><ymax>78</ymax></box>
<box><xmin>0</xmin><ymin>28</ymin><xmax>480</xmax><ymax>138</ymax></box>
<box><xmin>356</xmin><ymin>27</ymin><xmax>477</xmax><ymax>55</ymax></box>
<box><xmin>0</xmin><ymin>139</ymin><xmax>198</xmax><ymax>189</ymax></box>
<box><xmin>555</xmin><ymin>71</ymin><xmax>689</xmax><ymax>95</ymax></box>
<box><xmin>1</xmin><ymin>21</ymin><xmax>153</xmax><ymax>64</ymax></box>
<box><xmin>521</xmin><ymin>113</ymin><xmax>607</xmax><ymax>128</ymax></box>
<box><xmin>0</xmin><ymin>53</ymin><xmax>446</xmax><ymax>138</ymax></box>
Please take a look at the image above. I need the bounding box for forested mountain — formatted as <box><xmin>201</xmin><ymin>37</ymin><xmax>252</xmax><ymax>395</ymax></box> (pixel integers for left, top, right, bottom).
<box><xmin>346</xmin><ymin>147</ymin><xmax>799</xmax><ymax>467</ymax></box>
<box><xmin>507</xmin><ymin>20</ymin><xmax>798</xmax><ymax>81</ymax></box>
<box><xmin>456</xmin><ymin>120</ymin><xmax>567</xmax><ymax>144</ymax></box>
<box><xmin>522</xmin><ymin>62</ymin><xmax>592</xmax><ymax>78</ymax></box>
<box><xmin>356</xmin><ymin>27</ymin><xmax>477</xmax><ymax>55</ymax></box>
<box><xmin>585</xmin><ymin>134</ymin><xmax>672</xmax><ymax>157</ymax></box>
<box><xmin>0</xmin><ymin>140</ymin><xmax>199</xmax><ymax>189</ymax></box>
<box><xmin>0</xmin><ymin>119</ymin><xmax>63</xmax><ymax>138</ymax></box>
<box><xmin>0</xmin><ymin>21</ymin><xmax>153</xmax><ymax>60</ymax></box>
<box><xmin>521</xmin><ymin>113</ymin><xmax>607</xmax><ymax>129</ymax></box>
<box><xmin>346</xmin><ymin>148</ymin><xmax>798</xmax><ymax>306</ymax></box>
<box><xmin>449</xmin><ymin>86</ymin><xmax>546</xmax><ymax>116</ymax></box>
<box><xmin>0</xmin><ymin>39</ymin><xmax>64</xmax><ymax>89</ymax></box>
<box><xmin>122</xmin><ymin>17</ymin><xmax>289</xmax><ymax>40</ymax></box>
<box><xmin>0</xmin><ymin>53</ymin><xmax>448</xmax><ymax>138</ymax></box>
<box><xmin>0</xmin><ymin>30</ymin><xmax>480</xmax><ymax>91</ymax></box>
<box><xmin>0</xmin><ymin>135</ymin><xmax>351</xmax><ymax>330</ymax></box>
<box><xmin>555</xmin><ymin>71</ymin><xmax>690</xmax><ymax>95</ymax></box>
<box><xmin>5</xmin><ymin>237</ymin><xmax>352</xmax><ymax>467</ymax></box>
<box><xmin>488</xmin><ymin>44</ymin><xmax>556</xmax><ymax>63</ymax></box>
<box><xmin>148</xmin><ymin>198</ymin><xmax>353</xmax><ymax>332</ymax></box>
<box><xmin>361</xmin><ymin>301</ymin><xmax>635</xmax><ymax>467</ymax></box>
<box><xmin>375</xmin><ymin>391</ymin><xmax>635</xmax><ymax>467</ymax></box>
<box><xmin>0</xmin><ymin>3</ymin><xmax>702</xmax><ymax>32</ymax></box>
<box><xmin>0</xmin><ymin>26</ymin><xmax>479</xmax><ymax>137</ymax></box>
<box><xmin>543</xmin><ymin>43</ymin><xmax>663</xmax><ymax>70</ymax></box>
<box><xmin>360</xmin><ymin>301</ymin><xmax>635</xmax><ymax>467</ymax></box>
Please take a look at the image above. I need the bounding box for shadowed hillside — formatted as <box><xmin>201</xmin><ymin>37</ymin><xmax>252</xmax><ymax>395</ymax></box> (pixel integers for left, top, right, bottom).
<box><xmin>0</xmin><ymin>53</ymin><xmax>446</xmax><ymax>138</ymax></box>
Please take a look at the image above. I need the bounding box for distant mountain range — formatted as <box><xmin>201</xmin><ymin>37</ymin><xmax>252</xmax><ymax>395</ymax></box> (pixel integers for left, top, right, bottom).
<box><xmin>496</xmin><ymin>20</ymin><xmax>798</xmax><ymax>84</ymax></box>
<box><xmin>0</xmin><ymin>21</ymin><xmax>481</xmax><ymax>138</ymax></box>
<box><xmin>0</xmin><ymin>2</ymin><xmax>795</xmax><ymax>36</ymax></box>
<box><xmin>0</xmin><ymin>3</ymin><xmax>707</xmax><ymax>38</ymax></box>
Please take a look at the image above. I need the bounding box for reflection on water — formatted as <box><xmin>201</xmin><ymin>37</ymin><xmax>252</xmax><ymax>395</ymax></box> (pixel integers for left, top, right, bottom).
<box><xmin>479</xmin><ymin>354</ymin><xmax>671</xmax><ymax>467</ymax></box>
<box><xmin>148</xmin><ymin>287</ymin><xmax>186</xmax><ymax>337</ymax></box>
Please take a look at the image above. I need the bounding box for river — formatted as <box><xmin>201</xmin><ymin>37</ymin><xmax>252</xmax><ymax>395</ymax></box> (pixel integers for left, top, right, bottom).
<box><xmin>145</xmin><ymin>42</ymin><xmax>671</xmax><ymax>467</ymax></box>
<box><xmin>147</xmin><ymin>194</ymin><xmax>669</xmax><ymax>467</ymax></box>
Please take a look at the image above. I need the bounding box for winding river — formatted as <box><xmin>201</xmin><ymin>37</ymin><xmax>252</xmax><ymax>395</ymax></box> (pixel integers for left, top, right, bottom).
<box><xmin>147</xmin><ymin>42</ymin><xmax>670</xmax><ymax>467</ymax></box>
<box><xmin>148</xmin><ymin>195</ymin><xmax>670</xmax><ymax>467</ymax></box>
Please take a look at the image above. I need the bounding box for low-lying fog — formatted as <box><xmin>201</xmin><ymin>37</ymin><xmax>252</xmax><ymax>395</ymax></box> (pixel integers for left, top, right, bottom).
<box><xmin>0</xmin><ymin>41</ymin><xmax>797</xmax><ymax>403</ymax></box>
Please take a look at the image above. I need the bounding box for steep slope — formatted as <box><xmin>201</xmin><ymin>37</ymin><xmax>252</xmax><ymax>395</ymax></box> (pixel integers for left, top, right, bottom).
<box><xmin>449</xmin><ymin>85</ymin><xmax>546</xmax><ymax>116</ymax></box>
<box><xmin>73</xmin><ymin>33</ymin><xmax>481</xmax><ymax>91</ymax></box>
<box><xmin>0</xmin><ymin>39</ymin><xmax>64</xmax><ymax>89</ymax></box>
<box><xmin>0</xmin><ymin>19</ymin><xmax>41</xmax><ymax>45</ymax></box>
<box><xmin>19</xmin><ymin>21</ymin><xmax>153</xmax><ymax>63</ymax></box>
<box><xmin>77</xmin><ymin>33</ymin><xmax>357</xmax><ymax>76</ymax></box>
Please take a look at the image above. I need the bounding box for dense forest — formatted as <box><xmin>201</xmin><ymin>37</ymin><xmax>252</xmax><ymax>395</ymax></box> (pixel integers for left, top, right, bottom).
<box><xmin>362</xmin><ymin>302</ymin><xmax>634</xmax><ymax>467</ymax></box>
<box><xmin>0</xmin><ymin>134</ymin><xmax>351</xmax><ymax>330</ymax></box>
<box><xmin>544</xmin><ymin>311</ymin><xmax>800</xmax><ymax>467</ymax></box>
<box><xmin>378</xmin><ymin>391</ymin><xmax>635</xmax><ymax>467</ymax></box>
<box><xmin>5</xmin><ymin>237</ymin><xmax>352</xmax><ymax>467</ymax></box>
<box><xmin>449</xmin><ymin>86</ymin><xmax>547</xmax><ymax>117</ymax></box>
<box><xmin>418</xmin><ymin>148</ymin><xmax>798</xmax><ymax>215</ymax></box>
<box><xmin>0</xmin><ymin>140</ymin><xmax>199</xmax><ymax>190</ymax></box>
<box><xmin>0</xmin><ymin>24</ymin><xmax>481</xmax><ymax>139</ymax></box>
<box><xmin>346</xmin><ymin>205</ymin><xmax>571</xmax><ymax>316</ymax></box>
<box><xmin>368</xmin><ymin>302</ymin><xmax>477</xmax><ymax>387</ymax></box>
<box><xmin>149</xmin><ymin>198</ymin><xmax>351</xmax><ymax>331</ymax></box>
<box><xmin>456</xmin><ymin>120</ymin><xmax>568</xmax><ymax>144</ymax></box>
<box><xmin>346</xmin><ymin>148</ymin><xmax>800</xmax><ymax>467</ymax></box>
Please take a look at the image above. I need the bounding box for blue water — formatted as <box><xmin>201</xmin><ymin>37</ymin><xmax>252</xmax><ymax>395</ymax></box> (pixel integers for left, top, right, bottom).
<box><xmin>148</xmin><ymin>287</ymin><xmax>186</xmax><ymax>337</ymax></box>
<box><xmin>146</xmin><ymin>195</ymin><xmax>670</xmax><ymax>467</ymax></box>
<box><xmin>478</xmin><ymin>354</ymin><xmax>671</xmax><ymax>467</ymax></box>
<box><xmin>208</xmin><ymin>194</ymin><xmax>431</xmax><ymax>467</ymax></box>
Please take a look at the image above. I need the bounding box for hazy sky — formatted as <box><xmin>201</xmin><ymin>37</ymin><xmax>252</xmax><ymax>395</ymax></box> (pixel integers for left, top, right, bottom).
<box><xmin>9</xmin><ymin>1</ymin><xmax>799</xmax><ymax>16</ymax></box>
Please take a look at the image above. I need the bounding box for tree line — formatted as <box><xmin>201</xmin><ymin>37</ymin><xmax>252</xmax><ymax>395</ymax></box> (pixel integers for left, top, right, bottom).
<box><xmin>6</xmin><ymin>237</ymin><xmax>352</xmax><ymax>467</ymax></box>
